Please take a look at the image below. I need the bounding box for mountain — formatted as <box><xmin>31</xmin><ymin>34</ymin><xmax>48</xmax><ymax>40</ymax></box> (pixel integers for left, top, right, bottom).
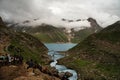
<box><xmin>32</xmin><ymin>18</ymin><xmax>102</xmax><ymax>43</ymax></box>
<box><xmin>71</xmin><ymin>18</ymin><xmax>103</xmax><ymax>43</ymax></box>
<box><xmin>7</xmin><ymin>17</ymin><xmax>102</xmax><ymax>43</ymax></box>
<box><xmin>59</xmin><ymin>21</ymin><xmax>120</xmax><ymax>80</ymax></box>
<box><xmin>8</xmin><ymin>23</ymin><xmax>68</xmax><ymax>43</ymax></box>
<box><xmin>0</xmin><ymin>17</ymin><xmax>49</xmax><ymax>64</ymax></box>
<box><xmin>101</xmin><ymin>21</ymin><xmax>120</xmax><ymax>32</ymax></box>
<box><xmin>27</xmin><ymin>24</ymin><xmax>68</xmax><ymax>43</ymax></box>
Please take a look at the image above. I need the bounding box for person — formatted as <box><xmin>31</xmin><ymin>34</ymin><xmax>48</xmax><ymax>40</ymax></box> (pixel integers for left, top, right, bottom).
<box><xmin>26</xmin><ymin>59</ymin><xmax>34</xmax><ymax>69</ymax></box>
<box><xmin>18</xmin><ymin>54</ymin><xmax>23</xmax><ymax>64</ymax></box>
<box><xmin>13</xmin><ymin>54</ymin><xmax>17</xmax><ymax>65</ymax></box>
<box><xmin>12</xmin><ymin>54</ymin><xmax>18</xmax><ymax>65</ymax></box>
<box><xmin>7</xmin><ymin>53</ymin><xmax>12</xmax><ymax>65</ymax></box>
<box><xmin>4</xmin><ymin>54</ymin><xmax>9</xmax><ymax>65</ymax></box>
<box><xmin>0</xmin><ymin>55</ymin><xmax>5</xmax><ymax>66</ymax></box>
<box><xmin>33</xmin><ymin>61</ymin><xmax>42</xmax><ymax>71</ymax></box>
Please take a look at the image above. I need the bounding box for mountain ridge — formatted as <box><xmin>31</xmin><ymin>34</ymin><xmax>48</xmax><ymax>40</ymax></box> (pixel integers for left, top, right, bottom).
<box><xmin>59</xmin><ymin>20</ymin><xmax>120</xmax><ymax>80</ymax></box>
<box><xmin>6</xmin><ymin>17</ymin><xmax>103</xmax><ymax>43</ymax></box>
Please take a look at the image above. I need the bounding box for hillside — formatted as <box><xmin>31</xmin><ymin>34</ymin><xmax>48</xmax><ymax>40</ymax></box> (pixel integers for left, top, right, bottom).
<box><xmin>31</xmin><ymin>24</ymin><xmax>68</xmax><ymax>43</ymax></box>
<box><xmin>0</xmin><ymin>17</ymin><xmax>66</xmax><ymax>80</ymax></box>
<box><xmin>0</xmin><ymin>17</ymin><xmax>49</xmax><ymax>64</ymax></box>
<box><xmin>8</xmin><ymin>23</ymin><xmax>68</xmax><ymax>43</ymax></box>
<box><xmin>0</xmin><ymin>64</ymin><xmax>60</xmax><ymax>80</ymax></box>
<box><xmin>71</xmin><ymin>18</ymin><xmax>102</xmax><ymax>43</ymax></box>
<box><xmin>59</xmin><ymin>21</ymin><xmax>120</xmax><ymax>80</ymax></box>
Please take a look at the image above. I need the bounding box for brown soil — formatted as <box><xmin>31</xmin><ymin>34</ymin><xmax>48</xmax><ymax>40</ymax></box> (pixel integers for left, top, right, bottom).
<box><xmin>0</xmin><ymin>64</ymin><xmax>60</xmax><ymax>80</ymax></box>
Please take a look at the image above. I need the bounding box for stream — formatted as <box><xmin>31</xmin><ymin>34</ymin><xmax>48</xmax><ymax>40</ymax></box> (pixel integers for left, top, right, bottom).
<box><xmin>45</xmin><ymin>43</ymin><xmax>78</xmax><ymax>80</ymax></box>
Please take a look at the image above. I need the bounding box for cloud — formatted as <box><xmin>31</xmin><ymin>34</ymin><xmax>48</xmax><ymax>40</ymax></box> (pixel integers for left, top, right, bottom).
<box><xmin>0</xmin><ymin>0</ymin><xmax>120</xmax><ymax>28</ymax></box>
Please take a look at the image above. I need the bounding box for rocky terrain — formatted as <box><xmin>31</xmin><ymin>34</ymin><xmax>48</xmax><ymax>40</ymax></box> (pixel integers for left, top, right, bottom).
<box><xmin>59</xmin><ymin>20</ymin><xmax>120</xmax><ymax>80</ymax></box>
<box><xmin>0</xmin><ymin>63</ymin><xmax>60</xmax><ymax>80</ymax></box>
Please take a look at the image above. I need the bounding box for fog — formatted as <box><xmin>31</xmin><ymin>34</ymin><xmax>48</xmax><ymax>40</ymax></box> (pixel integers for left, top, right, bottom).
<box><xmin>0</xmin><ymin>0</ymin><xmax>120</xmax><ymax>28</ymax></box>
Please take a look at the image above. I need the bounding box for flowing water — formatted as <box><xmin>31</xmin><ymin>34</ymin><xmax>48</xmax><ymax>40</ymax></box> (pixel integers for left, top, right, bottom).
<box><xmin>45</xmin><ymin>43</ymin><xmax>78</xmax><ymax>80</ymax></box>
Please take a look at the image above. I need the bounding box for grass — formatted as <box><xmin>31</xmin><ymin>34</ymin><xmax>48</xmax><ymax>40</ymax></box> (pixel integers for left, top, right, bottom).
<box><xmin>32</xmin><ymin>32</ymin><xmax>68</xmax><ymax>43</ymax></box>
<box><xmin>33</xmin><ymin>33</ymin><xmax>53</xmax><ymax>43</ymax></box>
<box><xmin>96</xmin><ymin>63</ymin><xmax>120</xmax><ymax>76</ymax></box>
<box><xmin>7</xmin><ymin>32</ymin><xmax>48</xmax><ymax>65</ymax></box>
<box><xmin>73</xmin><ymin>59</ymin><xmax>92</xmax><ymax>67</ymax></box>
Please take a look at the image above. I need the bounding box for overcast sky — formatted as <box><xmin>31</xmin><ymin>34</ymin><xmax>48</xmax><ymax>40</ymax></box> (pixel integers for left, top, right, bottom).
<box><xmin>0</xmin><ymin>0</ymin><xmax>120</xmax><ymax>28</ymax></box>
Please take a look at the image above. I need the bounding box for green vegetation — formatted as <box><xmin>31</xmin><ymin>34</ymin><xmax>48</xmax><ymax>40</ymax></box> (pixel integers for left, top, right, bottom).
<box><xmin>71</xmin><ymin>28</ymin><xmax>95</xmax><ymax>43</ymax></box>
<box><xmin>7</xmin><ymin>32</ymin><xmax>48</xmax><ymax>64</ymax></box>
<box><xmin>12</xmin><ymin>24</ymin><xmax>68</xmax><ymax>43</ymax></box>
<box><xmin>0</xmin><ymin>20</ymin><xmax>49</xmax><ymax>65</ymax></box>
<box><xmin>33</xmin><ymin>31</ymin><xmax>68</xmax><ymax>43</ymax></box>
<box><xmin>96</xmin><ymin>63</ymin><xmax>120</xmax><ymax>76</ymax></box>
<box><xmin>73</xmin><ymin>59</ymin><xmax>92</xmax><ymax>67</ymax></box>
<box><xmin>59</xmin><ymin>21</ymin><xmax>120</xmax><ymax>80</ymax></box>
<box><xmin>33</xmin><ymin>33</ymin><xmax>53</xmax><ymax>43</ymax></box>
<box><xmin>71</xmin><ymin>26</ymin><xmax>102</xmax><ymax>43</ymax></box>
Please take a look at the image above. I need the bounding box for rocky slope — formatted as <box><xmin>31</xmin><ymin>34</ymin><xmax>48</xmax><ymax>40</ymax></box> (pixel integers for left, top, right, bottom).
<box><xmin>0</xmin><ymin>64</ymin><xmax>60</xmax><ymax>80</ymax></box>
<box><xmin>59</xmin><ymin>21</ymin><xmax>120</xmax><ymax>80</ymax></box>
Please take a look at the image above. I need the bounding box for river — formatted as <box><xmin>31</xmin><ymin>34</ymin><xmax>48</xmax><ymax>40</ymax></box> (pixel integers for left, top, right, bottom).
<box><xmin>45</xmin><ymin>43</ymin><xmax>78</xmax><ymax>80</ymax></box>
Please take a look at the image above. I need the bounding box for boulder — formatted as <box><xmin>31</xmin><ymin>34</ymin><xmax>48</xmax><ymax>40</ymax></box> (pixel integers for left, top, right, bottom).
<box><xmin>65</xmin><ymin>71</ymin><xmax>73</xmax><ymax>77</ymax></box>
<box><xmin>34</xmin><ymin>69</ymin><xmax>42</xmax><ymax>75</ymax></box>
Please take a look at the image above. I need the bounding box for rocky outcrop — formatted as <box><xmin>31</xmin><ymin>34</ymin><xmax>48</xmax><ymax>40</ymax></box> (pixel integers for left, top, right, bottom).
<box><xmin>0</xmin><ymin>17</ymin><xmax>5</xmax><ymax>27</ymax></box>
<box><xmin>87</xmin><ymin>17</ymin><xmax>102</xmax><ymax>32</ymax></box>
<box><xmin>70</xmin><ymin>17</ymin><xmax>103</xmax><ymax>42</ymax></box>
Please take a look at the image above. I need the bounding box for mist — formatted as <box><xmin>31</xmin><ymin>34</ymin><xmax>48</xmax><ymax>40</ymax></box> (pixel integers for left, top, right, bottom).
<box><xmin>0</xmin><ymin>0</ymin><xmax>120</xmax><ymax>28</ymax></box>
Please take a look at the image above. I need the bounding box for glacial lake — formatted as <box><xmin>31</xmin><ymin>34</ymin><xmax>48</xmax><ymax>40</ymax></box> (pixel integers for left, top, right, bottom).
<box><xmin>44</xmin><ymin>43</ymin><xmax>77</xmax><ymax>51</ymax></box>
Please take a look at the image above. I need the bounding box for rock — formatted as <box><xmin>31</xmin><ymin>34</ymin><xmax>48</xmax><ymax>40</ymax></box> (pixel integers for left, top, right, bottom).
<box><xmin>42</xmin><ymin>66</ymin><xmax>49</xmax><ymax>73</ymax></box>
<box><xmin>0</xmin><ymin>17</ymin><xmax>5</xmax><ymax>26</ymax></box>
<box><xmin>58</xmin><ymin>71</ymin><xmax>73</xmax><ymax>79</ymax></box>
<box><xmin>34</xmin><ymin>69</ymin><xmax>42</xmax><ymax>75</ymax></box>
<box><xmin>65</xmin><ymin>71</ymin><xmax>73</xmax><ymax>77</ymax></box>
<box><xmin>50</xmin><ymin>67</ymin><xmax>59</xmax><ymax>77</ymax></box>
<box><xmin>13</xmin><ymin>76</ymin><xmax>26</xmax><ymax>80</ymax></box>
<box><xmin>58</xmin><ymin>72</ymin><xmax>65</xmax><ymax>78</ymax></box>
<box><xmin>87</xmin><ymin>17</ymin><xmax>102</xmax><ymax>32</ymax></box>
<box><xmin>28</xmin><ymin>72</ymin><xmax>35</xmax><ymax>76</ymax></box>
<box><xmin>27</xmin><ymin>68</ymin><xmax>35</xmax><ymax>76</ymax></box>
